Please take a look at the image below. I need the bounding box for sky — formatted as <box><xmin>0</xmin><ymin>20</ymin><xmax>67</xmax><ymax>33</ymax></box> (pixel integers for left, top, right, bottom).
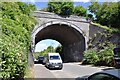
<box><xmin>31</xmin><ymin>0</ymin><xmax>119</xmax><ymax>52</ymax></box>
<box><xmin>34</xmin><ymin>2</ymin><xmax>90</xmax><ymax>10</ymax></box>
<box><xmin>35</xmin><ymin>39</ymin><xmax>61</xmax><ymax>52</ymax></box>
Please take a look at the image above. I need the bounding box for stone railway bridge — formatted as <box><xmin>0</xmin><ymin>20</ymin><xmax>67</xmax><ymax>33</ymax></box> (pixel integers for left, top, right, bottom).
<box><xmin>28</xmin><ymin>11</ymin><xmax>91</xmax><ymax>67</ymax></box>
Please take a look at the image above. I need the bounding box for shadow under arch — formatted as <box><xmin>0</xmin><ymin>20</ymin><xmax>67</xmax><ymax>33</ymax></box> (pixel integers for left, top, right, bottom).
<box><xmin>32</xmin><ymin>20</ymin><xmax>86</xmax><ymax>62</ymax></box>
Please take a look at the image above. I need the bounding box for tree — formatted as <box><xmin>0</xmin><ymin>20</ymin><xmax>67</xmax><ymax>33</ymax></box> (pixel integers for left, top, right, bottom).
<box><xmin>88</xmin><ymin>2</ymin><xmax>99</xmax><ymax>14</ymax></box>
<box><xmin>60</xmin><ymin>2</ymin><xmax>74</xmax><ymax>16</ymax></box>
<box><xmin>28</xmin><ymin>4</ymin><xmax>36</xmax><ymax>11</ymax></box>
<box><xmin>55</xmin><ymin>45</ymin><xmax>63</xmax><ymax>60</ymax></box>
<box><xmin>47</xmin><ymin>0</ymin><xmax>74</xmax><ymax>16</ymax></box>
<box><xmin>56</xmin><ymin>45</ymin><xmax>62</xmax><ymax>54</ymax></box>
<box><xmin>34</xmin><ymin>46</ymin><xmax>56</xmax><ymax>58</ymax></box>
<box><xmin>89</xmin><ymin>2</ymin><xmax>120</xmax><ymax>28</ymax></box>
<box><xmin>87</xmin><ymin>14</ymin><xmax>93</xmax><ymax>20</ymax></box>
<box><xmin>47</xmin><ymin>46</ymin><xmax>55</xmax><ymax>52</ymax></box>
<box><xmin>48</xmin><ymin>2</ymin><xmax>61</xmax><ymax>14</ymax></box>
<box><xmin>74</xmin><ymin>6</ymin><xmax>87</xmax><ymax>16</ymax></box>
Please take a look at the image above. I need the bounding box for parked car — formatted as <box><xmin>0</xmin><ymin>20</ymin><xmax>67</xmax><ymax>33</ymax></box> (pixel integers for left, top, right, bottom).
<box><xmin>113</xmin><ymin>46</ymin><xmax>120</xmax><ymax>69</ymax></box>
<box><xmin>43</xmin><ymin>53</ymin><xmax>63</xmax><ymax>69</ymax></box>
<box><xmin>76</xmin><ymin>69</ymin><xmax>120</xmax><ymax>80</ymax></box>
<box><xmin>37</xmin><ymin>56</ymin><xmax>44</xmax><ymax>63</ymax></box>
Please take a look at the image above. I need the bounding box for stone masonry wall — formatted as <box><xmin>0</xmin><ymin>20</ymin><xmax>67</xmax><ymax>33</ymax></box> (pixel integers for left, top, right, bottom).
<box><xmin>89</xmin><ymin>23</ymin><xmax>120</xmax><ymax>50</ymax></box>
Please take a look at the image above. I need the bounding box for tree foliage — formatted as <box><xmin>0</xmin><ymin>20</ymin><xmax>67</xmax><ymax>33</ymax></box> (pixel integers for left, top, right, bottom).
<box><xmin>74</xmin><ymin>6</ymin><xmax>87</xmax><ymax>16</ymax></box>
<box><xmin>89</xmin><ymin>2</ymin><xmax>120</xmax><ymax>28</ymax></box>
<box><xmin>47</xmin><ymin>0</ymin><xmax>74</xmax><ymax>16</ymax></box>
<box><xmin>41</xmin><ymin>0</ymin><xmax>87</xmax><ymax>17</ymax></box>
<box><xmin>83</xmin><ymin>42</ymin><xmax>115</xmax><ymax>67</ymax></box>
<box><xmin>34</xmin><ymin>45</ymin><xmax>63</xmax><ymax>60</ymax></box>
<box><xmin>55</xmin><ymin>45</ymin><xmax>63</xmax><ymax>54</ymax></box>
<box><xmin>34</xmin><ymin>46</ymin><xmax>56</xmax><ymax>59</ymax></box>
<box><xmin>1</xmin><ymin>2</ymin><xmax>36</xmax><ymax>79</ymax></box>
<box><xmin>83</xmin><ymin>49</ymin><xmax>99</xmax><ymax>64</ymax></box>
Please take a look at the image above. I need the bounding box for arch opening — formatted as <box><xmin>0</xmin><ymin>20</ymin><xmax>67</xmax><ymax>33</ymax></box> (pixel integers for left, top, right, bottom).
<box><xmin>34</xmin><ymin>39</ymin><xmax>62</xmax><ymax>61</ymax></box>
<box><xmin>33</xmin><ymin>22</ymin><xmax>86</xmax><ymax>62</ymax></box>
<box><xmin>35</xmin><ymin>39</ymin><xmax>61</xmax><ymax>52</ymax></box>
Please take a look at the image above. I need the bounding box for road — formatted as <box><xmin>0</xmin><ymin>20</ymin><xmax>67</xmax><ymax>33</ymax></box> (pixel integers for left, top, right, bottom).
<box><xmin>34</xmin><ymin>63</ymin><xmax>108</xmax><ymax>79</ymax></box>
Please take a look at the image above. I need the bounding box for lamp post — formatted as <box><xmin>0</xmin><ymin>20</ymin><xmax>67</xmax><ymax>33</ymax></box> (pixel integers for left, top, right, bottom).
<box><xmin>51</xmin><ymin>42</ymin><xmax>54</xmax><ymax>52</ymax></box>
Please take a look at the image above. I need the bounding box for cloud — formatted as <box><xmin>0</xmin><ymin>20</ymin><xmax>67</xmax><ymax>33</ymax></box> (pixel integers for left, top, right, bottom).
<box><xmin>74</xmin><ymin>4</ymin><xmax>77</xmax><ymax>7</ymax></box>
<box><xmin>20</xmin><ymin>0</ymin><xmax>36</xmax><ymax>4</ymax></box>
<box><xmin>30</xmin><ymin>0</ymin><xmax>35</xmax><ymax>4</ymax></box>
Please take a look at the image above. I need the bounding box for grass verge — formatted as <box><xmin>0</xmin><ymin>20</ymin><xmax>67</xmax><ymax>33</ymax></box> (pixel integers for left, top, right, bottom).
<box><xmin>91</xmin><ymin>22</ymin><xmax>120</xmax><ymax>33</ymax></box>
<box><xmin>24</xmin><ymin>66</ymin><xmax>35</xmax><ymax>79</ymax></box>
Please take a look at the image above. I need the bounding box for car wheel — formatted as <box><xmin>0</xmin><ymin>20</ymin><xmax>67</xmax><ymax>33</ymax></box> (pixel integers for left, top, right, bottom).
<box><xmin>59</xmin><ymin>67</ymin><xmax>62</xmax><ymax>70</ymax></box>
<box><xmin>45</xmin><ymin>63</ymin><xmax>47</xmax><ymax>67</ymax></box>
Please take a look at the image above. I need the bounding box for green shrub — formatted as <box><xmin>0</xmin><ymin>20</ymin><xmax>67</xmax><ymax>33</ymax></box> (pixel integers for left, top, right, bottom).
<box><xmin>1</xmin><ymin>2</ymin><xmax>36</xmax><ymax>79</ymax></box>
<box><xmin>1</xmin><ymin>34</ymin><xmax>27</xmax><ymax>79</ymax></box>
<box><xmin>83</xmin><ymin>49</ymin><xmax>99</xmax><ymax>64</ymax></box>
<box><xmin>97</xmin><ymin>46</ymin><xmax>114</xmax><ymax>66</ymax></box>
<box><xmin>83</xmin><ymin>43</ymin><xmax>115</xmax><ymax>67</ymax></box>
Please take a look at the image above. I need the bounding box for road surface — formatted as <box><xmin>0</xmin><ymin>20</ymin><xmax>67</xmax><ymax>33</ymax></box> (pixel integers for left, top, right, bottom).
<box><xmin>34</xmin><ymin>63</ymin><xmax>108</xmax><ymax>79</ymax></box>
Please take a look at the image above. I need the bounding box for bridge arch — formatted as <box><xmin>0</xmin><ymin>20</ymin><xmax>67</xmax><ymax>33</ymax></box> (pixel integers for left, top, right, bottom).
<box><xmin>31</xmin><ymin>20</ymin><xmax>86</xmax><ymax>62</ymax></box>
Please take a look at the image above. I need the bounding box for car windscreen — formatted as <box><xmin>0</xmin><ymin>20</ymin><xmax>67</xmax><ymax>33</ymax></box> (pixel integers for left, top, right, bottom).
<box><xmin>39</xmin><ymin>57</ymin><xmax>44</xmax><ymax>60</ymax></box>
<box><xmin>50</xmin><ymin>56</ymin><xmax>60</xmax><ymax>60</ymax></box>
<box><xmin>89</xmin><ymin>73</ymin><xmax>120</xmax><ymax>80</ymax></box>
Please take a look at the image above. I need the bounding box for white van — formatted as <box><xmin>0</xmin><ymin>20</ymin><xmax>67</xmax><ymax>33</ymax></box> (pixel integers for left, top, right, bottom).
<box><xmin>43</xmin><ymin>53</ymin><xmax>63</xmax><ymax>69</ymax></box>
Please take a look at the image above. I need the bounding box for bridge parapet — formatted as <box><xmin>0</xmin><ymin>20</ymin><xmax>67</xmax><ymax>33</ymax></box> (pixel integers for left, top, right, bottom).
<box><xmin>33</xmin><ymin>11</ymin><xmax>90</xmax><ymax>22</ymax></box>
<box><xmin>32</xmin><ymin>11</ymin><xmax>90</xmax><ymax>37</ymax></box>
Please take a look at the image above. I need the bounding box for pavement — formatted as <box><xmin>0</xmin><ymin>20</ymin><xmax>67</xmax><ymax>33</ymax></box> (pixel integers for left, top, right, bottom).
<box><xmin>34</xmin><ymin>64</ymin><xmax>55</xmax><ymax>78</ymax></box>
<box><xmin>34</xmin><ymin>62</ymin><xmax>109</xmax><ymax>79</ymax></box>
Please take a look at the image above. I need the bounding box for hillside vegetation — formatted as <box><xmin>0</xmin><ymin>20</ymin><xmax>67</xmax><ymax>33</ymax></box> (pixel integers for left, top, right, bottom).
<box><xmin>1</xmin><ymin>2</ymin><xmax>36</xmax><ymax>79</ymax></box>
